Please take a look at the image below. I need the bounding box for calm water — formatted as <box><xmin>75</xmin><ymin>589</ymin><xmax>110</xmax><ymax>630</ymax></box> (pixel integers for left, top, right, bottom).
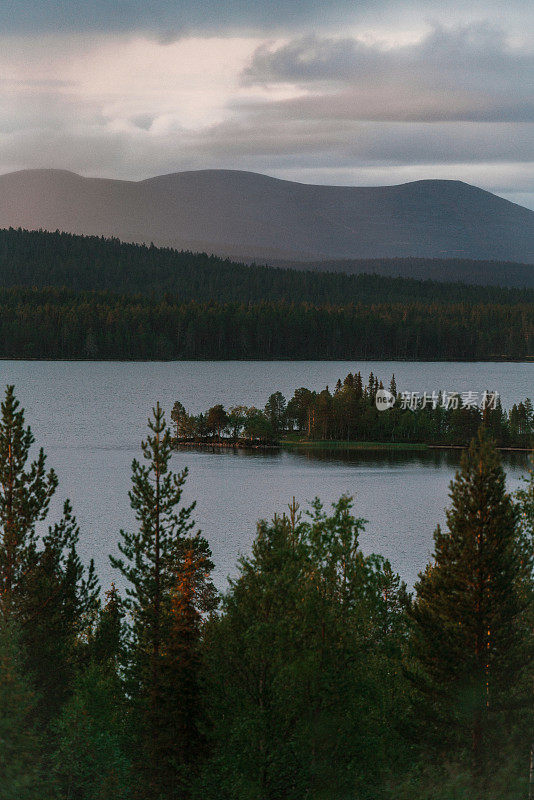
<box><xmin>0</xmin><ymin>360</ymin><xmax>531</xmax><ymax>590</ymax></box>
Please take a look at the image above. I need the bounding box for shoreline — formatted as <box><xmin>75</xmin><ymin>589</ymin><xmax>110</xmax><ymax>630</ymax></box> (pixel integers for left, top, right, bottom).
<box><xmin>175</xmin><ymin>439</ymin><xmax>533</xmax><ymax>454</ymax></box>
<box><xmin>0</xmin><ymin>357</ymin><xmax>532</xmax><ymax>363</ymax></box>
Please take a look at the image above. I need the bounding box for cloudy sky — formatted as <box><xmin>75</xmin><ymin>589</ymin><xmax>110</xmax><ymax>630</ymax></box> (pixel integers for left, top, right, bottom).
<box><xmin>2</xmin><ymin>0</ymin><xmax>534</xmax><ymax>207</ymax></box>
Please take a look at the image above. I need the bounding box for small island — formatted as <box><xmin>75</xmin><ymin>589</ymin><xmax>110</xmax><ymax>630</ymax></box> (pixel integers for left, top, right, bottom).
<box><xmin>172</xmin><ymin>371</ymin><xmax>534</xmax><ymax>451</ymax></box>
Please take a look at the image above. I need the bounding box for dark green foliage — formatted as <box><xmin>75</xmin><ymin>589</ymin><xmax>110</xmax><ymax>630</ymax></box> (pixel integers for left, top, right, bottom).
<box><xmin>111</xmin><ymin>403</ymin><xmax>216</xmax><ymax>800</ymax></box>
<box><xmin>0</xmin><ymin>386</ymin><xmax>99</xmax><ymax>729</ymax></box>
<box><xmin>1</xmin><ymin>227</ymin><xmax>533</xmax><ymax>300</ymax></box>
<box><xmin>201</xmin><ymin>497</ymin><xmax>410</xmax><ymax>799</ymax></box>
<box><xmin>516</xmin><ymin>458</ymin><xmax>534</xmax><ymax>548</ymax></box>
<box><xmin>264</xmin><ymin>392</ymin><xmax>286</xmax><ymax>437</ymax></box>
<box><xmin>173</xmin><ymin>372</ymin><xmax>533</xmax><ymax>448</ymax></box>
<box><xmin>52</xmin><ymin>587</ymin><xmax>130</xmax><ymax>798</ymax></box>
<box><xmin>0</xmin><ymin>619</ymin><xmax>43</xmax><ymax>799</ymax></box>
<box><xmin>1</xmin><ymin>386</ymin><xmax>533</xmax><ymax>799</ymax></box>
<box><xmin>206</xmin><ymin>404</ymin><xmax>228</xmax><ymax>440</ymax></box>
<box><xmin>0</xmin><ymin>385</ymin><xmax>57</xmax><ymax>613</ymax></box>
<box><xmin>52</xmin><ymin>663</ymin><xmax>131</xmax><ymax>800</ymax></box>
<box><xmin>0</xmin><ymin>288</ymin><xmax>530</xmax><ymax>360</ymax></box>
<box><xmin>0</xmin><ymin>228</ymin><xmax>531</xmax><ymax>360</ymax></box>
<box><xmin>408</xmin><ymin>430</ymin><xmax>533</xmax><ymax>796</ymax></box>
<box><xmin>20</xmin><ymin>501</ymin><xmax>100</xmax><ymax>725</ymax></box>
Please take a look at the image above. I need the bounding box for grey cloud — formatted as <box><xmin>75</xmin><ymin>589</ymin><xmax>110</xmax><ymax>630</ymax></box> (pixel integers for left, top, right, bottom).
<box><xmin>2</xmin><ymin>114</ymin><xmax>534</xmax><ymax>208</ymax></box>
<box><xmin>0</xmin><ymin>0</ymin><xmax>360</xmax><ymax>35</ymax></box>
<box><xmin>131</xmin><ymin>114</ymin><xmax>156</xmax><ymax>131</ymax></box>
<box><xmin>2</xmin><ymin>0</ymin><xmax>533</xmax><ymax>36</ymax></box>
<box><xmin>243</xmin><ymin>24</ymin><xmax>534</xmax><ymax>122</ymax></box>
<box><xmin>2</xmin><ymin>108</ymin><xmax>533</xmax><ymax>172</ymax></box>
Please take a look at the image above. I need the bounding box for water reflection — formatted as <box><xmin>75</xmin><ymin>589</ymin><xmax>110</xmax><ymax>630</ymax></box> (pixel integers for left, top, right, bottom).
<box><xmin>179</xmin><ymin>443</ymin><xmax>530</xmax><ymax>470</ymax></box>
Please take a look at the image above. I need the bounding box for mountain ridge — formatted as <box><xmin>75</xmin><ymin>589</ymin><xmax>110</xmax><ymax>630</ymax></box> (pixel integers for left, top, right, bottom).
<box><xmin>0</xmin><ymin>168</ymin><xmax>533</xmax><ymax>265</ymax></box>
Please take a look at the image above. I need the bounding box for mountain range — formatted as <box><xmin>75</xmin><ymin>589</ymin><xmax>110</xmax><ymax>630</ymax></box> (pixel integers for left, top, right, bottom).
<box><xmin>0</xmin><ymin>168</ymin><xmax>533</xmax><ymax>266</ymax></box>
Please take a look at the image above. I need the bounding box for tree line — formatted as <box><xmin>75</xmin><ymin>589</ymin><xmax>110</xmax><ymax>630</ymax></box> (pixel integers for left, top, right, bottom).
<box><xmin>1</xmin><ymin>227</ymin><xmax>533</xmax><ymax>302</ymax></box>
<box><xmin>0</xmin><ymin>287</ymin><xmax>531</xmax><ymax>360</ymax></box>
<box><xmin>172</xmin><ymin>371</ymin><xmax>534</xmax><ymax>448</ymax></box>
<box><xmin>1</xmin><ymin>386</ymin><xmax>533</xmax><ymax>799</ymax></box>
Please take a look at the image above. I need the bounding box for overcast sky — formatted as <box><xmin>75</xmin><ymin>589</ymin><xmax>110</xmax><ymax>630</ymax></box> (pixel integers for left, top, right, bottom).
<box><xmin>2</xmin><ymin>0</ymin><xmax>533</xmax><ymax>208</ymax></box>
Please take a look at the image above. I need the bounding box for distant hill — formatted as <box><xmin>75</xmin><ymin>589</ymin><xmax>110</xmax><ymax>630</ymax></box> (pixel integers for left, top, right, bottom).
<box><xmin>272</xmin><ymin>257</ymin><xmax>534</xmax><ymax>289</ymax></box>
<box><xmin>0</xmin><ymin>228</ymin><xmax>532</xmax><ymax>302</ymax></box>
<box><xmin>0</xmin><ymin>169</ymin><xmax>533</xmax><ymax>266</ymax></box>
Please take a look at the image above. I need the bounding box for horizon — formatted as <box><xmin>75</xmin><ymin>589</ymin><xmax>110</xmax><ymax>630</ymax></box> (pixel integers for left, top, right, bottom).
<box><xmin>1</xmin><ymin>166</ymin><xmax>532</xmax><ymax>212</ymax></box>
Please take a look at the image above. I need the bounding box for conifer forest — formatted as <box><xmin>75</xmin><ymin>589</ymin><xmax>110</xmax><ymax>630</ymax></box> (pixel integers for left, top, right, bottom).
<box><xmin>1</xmin><ymin>385</ymin><xmax>532</xmax><ymax>800</ymax></box>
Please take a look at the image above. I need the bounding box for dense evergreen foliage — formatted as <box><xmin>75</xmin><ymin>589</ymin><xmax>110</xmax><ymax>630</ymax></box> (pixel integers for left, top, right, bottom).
<box><xmin>1</xmin><ymin>227</ymin><xmax>533</xmax><ymax>301</ymax></box>
<box><xmin>408</xmin><ymin>431</ymin><xmax>532</xmax><ymax>797</ymax></box>
<box><xmin>0</xmin><ymin>228</ymin><xmax>531</xmax><ymax>360</ymax></box>
<box><xmin>0</xmin><ymin>287</ymin><xmax>531</xmax><ymax>360</ymax></box>
<box><xmin>0</xmin><ymin>387</ymin><xmax>532</xmax><ymax>798</ymax></box>
<box><xmin>111</xmin><ymin>403</ymin><xmax>216</xmax><ymax>799</ymax></box>
<box><xmin>173</xmin><ymin>371</ymin><xmax>534</xmax><ymax>448</ymax></box>
<box><xmin>277</xmin><ymin>255</ymin><xmax>534</xmax><ymax>289</ymax></box>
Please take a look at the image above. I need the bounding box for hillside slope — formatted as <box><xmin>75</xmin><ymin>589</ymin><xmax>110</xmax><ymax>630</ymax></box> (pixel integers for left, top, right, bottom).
<box><xmin>0</xmin><ymin>169</ymin><xmax>533</xmax><ymax>264</ymax></box>
<box><xmin>1</xmin><ymin>228</ymin><xmax>533</xmax><ymax>298</ymax></box>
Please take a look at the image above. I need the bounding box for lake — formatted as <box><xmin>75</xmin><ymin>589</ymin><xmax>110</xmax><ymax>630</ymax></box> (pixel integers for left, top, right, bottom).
<box><xmin>0</xmin><ymin>360</ymin><xmax>531</xmax><ymax>590</ymax></box>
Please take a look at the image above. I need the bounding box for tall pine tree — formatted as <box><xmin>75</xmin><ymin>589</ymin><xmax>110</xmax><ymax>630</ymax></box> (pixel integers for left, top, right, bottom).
<box><xmin>0</xmin><ymin>385</ymin><xmax>99</xmax><ymax>731</ymax></box>
<box><xmin>0</xmin><ymin>385</ymin><xmax>57</xmax><ymax>615</ymax></box>
<box><xmin>111</xmin><ymin>402</ymin><xmax>216</xmax><ymax>800</ymax></box>
<box><xmin>409</xmin><ymin>429</ymin><xmax>532</xmax><ymax>797</ymax></box>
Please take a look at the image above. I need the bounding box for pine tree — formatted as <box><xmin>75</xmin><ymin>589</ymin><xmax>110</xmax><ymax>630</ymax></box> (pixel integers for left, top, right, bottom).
<box><xmin>157</xmin><ymin>540</ymin><xmax>217</xmax><ymax>797</ymax></box>
<box><xmin>409</xmin><ymin>429</ymin><xmax>532</xmax><ymax>796</ymax></box>
<box><xmin>91</xmin><ymin>584</ymin><xmax>125</xmax><ymax>669</ymax></box>
<box><xmin>111</xmin><ymin>402</ymin><xmax>216</xmax><ymax>799</ymax></box>
<box><xmin>170</xmin><ymin>401</ymin><xmax>186</xmax><ymax>439</ymax></box>
<box><xmin>264</xmin><ymin>392</ymin><xmax>287</xmax><ymax>438</ymax></box>
<box><xmin>21</xmin><ymin>500</ymin><xmax>99</xmax><ymax>725</ymax></box>
<box><xmin>516</xmin><ymin>458</ymin><xmax>534</xmax><ymax>548</ymax></box>
<box><xmin>0</xmin><ymin>385</ymin><xmax>57</xmax><ymax>615</ymax></box>
<box><xmin>0</xmin><ymin>385</ymin><xmax>99</xmax><ymax>729</ymax></box>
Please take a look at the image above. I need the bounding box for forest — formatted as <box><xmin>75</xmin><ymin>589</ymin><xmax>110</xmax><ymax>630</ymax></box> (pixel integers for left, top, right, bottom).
<box><xmin>1</xmin><ymin>385</ymin><xmax>533</xmax><ymax>800</ymax></box>
<box><xmin>0</xmin><ymin>228</ymin><xmax>532</xmax><ymax>361</ymax></box>
<box><xmin>172</xmin><ymin>370</ymin><xmax>534</xmax><ymax>449</ymax></box>
<box><xmin>1</xmin><ymin>227</ymin><xmax>533</xmax><ymax>302</ymax></box>
<box><xmin>0</xmin><ymin>287</ymin><xmax>532</xmax><ymax>360</ymax></box>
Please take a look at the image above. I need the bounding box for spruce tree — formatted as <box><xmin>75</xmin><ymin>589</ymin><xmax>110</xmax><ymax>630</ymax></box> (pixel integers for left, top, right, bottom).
<box><xmin>170</xmin><ymin>401</ymin><xmax>186</xmax><ymax>440</ymax></box>
<box><xmin>409</xmin><ymin>429</ymin><xmax>532</xmax><ymax>796</ymax></box>
<box><xmin>91</xmin><ymin>584</ymin><xmax>126</xmax><ymax>669</ymax></box>
<box><xmin>21</xmin><ymin>500</ymin><xmax>99</xmax><ymax>725</ymax></box>
<box><xmin>111</xmin><ymin>402</ymin><xmax>216</xmax><ymax>799</ymax></box>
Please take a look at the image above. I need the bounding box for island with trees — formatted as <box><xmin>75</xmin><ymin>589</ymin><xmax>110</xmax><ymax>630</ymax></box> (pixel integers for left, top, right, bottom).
<box><xmin>171</xmin><ymin>371</ymin><xmax>534</xmax><ymax>451</ymax></box>
<box><xmin>0</xmin><ymin>385</ymin><xmax>533</xmax><ymax>798</ymax></box>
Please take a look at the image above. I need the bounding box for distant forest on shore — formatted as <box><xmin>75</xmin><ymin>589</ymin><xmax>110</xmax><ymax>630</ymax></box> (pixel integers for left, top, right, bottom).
<box><xmin>0</xmin><ymin>228</ymin><xmax>532</xmax><ymax>360</ymax></box>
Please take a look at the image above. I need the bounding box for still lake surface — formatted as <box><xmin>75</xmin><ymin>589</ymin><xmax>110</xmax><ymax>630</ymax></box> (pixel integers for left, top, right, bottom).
<box><xmin>0</xmin><ymin>360</ymin><xmax>531</xmax><ymax>591</ymax></box>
